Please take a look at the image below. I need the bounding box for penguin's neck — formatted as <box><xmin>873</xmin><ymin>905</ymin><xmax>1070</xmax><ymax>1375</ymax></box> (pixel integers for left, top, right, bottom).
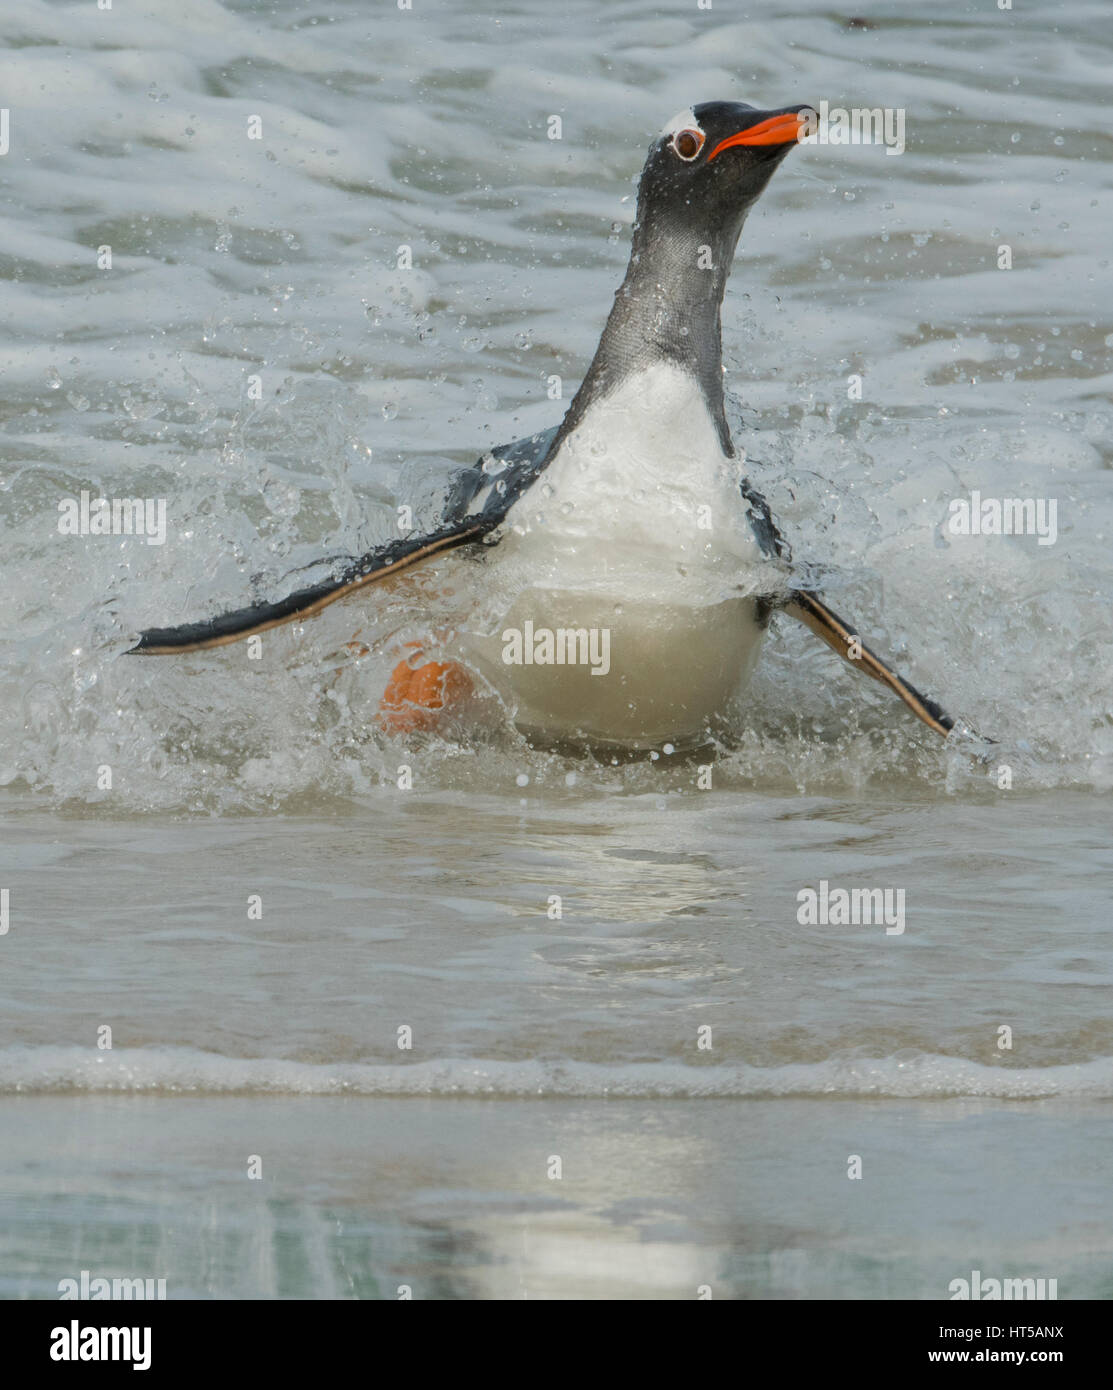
<box><xmin>559</xmin><ymin>208</ymin><xmax>745</xmax><ymax>457</ymax></box>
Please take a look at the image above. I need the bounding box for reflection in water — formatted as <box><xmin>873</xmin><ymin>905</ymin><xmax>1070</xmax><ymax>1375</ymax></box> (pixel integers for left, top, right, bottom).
<box><xmin>5</xmin><ymin>1096</ymin><xmax>1113</xmax><ymax>1299</ymax></box>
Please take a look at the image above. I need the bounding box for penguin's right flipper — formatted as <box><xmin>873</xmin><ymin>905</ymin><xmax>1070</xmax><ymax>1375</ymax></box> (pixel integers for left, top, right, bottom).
<box><xmin>126</xmin><ymin>425</ymin><xmax>562</xmax><ymax>656</ymax></box>
<box><xmin>127</xmin><ymin>522</ymin><xmax>487</xmax><ymax>654</ymax></box>
<box><xmin>785</xmin><ymin>590</ymin><xmax>956</xmax><ymax>739</ymax></box>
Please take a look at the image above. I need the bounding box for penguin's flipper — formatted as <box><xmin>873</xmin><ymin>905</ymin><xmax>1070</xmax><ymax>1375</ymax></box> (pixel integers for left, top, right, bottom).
<box><xmin>785</xmin><ymin>590</ymin><xmax>955</xmax><ymax>739</ymax></box>
<box><xmin>127</xmin><ymin>521</ymin><xmax>486</xmax><ymax>654</ymax></box>
<box><xmin>127</xmin><ymin>425</ymin><xmax>562</xmax><ymax>656</ymax></box>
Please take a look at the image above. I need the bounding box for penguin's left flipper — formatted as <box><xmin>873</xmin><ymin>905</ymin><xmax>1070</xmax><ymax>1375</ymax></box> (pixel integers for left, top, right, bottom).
<box><xmin>785</xmin><ymin>590</ymin><xmax>956</xmax><ymax>740</ymax></box>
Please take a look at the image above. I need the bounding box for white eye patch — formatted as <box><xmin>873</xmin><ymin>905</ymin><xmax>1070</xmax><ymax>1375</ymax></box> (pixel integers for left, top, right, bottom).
<box><xmin>659</xmin><ymin>108</ymin><xmax>703</xmax><ymax>140</ymax></box>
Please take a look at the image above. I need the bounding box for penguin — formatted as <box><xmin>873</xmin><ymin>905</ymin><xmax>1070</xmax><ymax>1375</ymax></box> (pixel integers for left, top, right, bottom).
<box><xmin>130</xmin><ymin>101</ymin><xmax>966</xmax><ymax>752</ymax></box>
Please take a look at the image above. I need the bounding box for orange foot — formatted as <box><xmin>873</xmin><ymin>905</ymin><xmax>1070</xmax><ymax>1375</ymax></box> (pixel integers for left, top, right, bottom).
<box><xmin>376</xmin><ymin>654</ymin><xmax>473</xmax><ymax>734</ymax></box>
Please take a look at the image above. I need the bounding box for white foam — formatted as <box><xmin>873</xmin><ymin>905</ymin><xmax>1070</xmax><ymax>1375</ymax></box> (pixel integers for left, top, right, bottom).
<box><xmin>1</xmin><ymin>1047</ymin><xmax>1111</xmax><ymax>1100</ymax></box>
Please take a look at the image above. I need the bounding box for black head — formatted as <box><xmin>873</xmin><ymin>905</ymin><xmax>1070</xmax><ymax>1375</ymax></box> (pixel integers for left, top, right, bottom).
<box><xmin>548</xmin><ymin>99</ymin><xmax>814</xmax><ymax>459</ymax></box>
<box><xmin>636</xmin><ymin>100</ymin><xmax>813</xmax><ymax>244</ymax></box>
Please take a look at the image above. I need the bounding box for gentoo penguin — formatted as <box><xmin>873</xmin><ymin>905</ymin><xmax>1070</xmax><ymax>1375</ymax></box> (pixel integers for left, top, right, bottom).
<box><xmin>130</xmin><ymin>101</ymin><xmax>965</xmax><ymax>752</ymax></box>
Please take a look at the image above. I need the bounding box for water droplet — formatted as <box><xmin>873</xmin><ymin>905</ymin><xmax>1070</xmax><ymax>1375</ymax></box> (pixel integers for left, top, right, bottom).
<box><xmin>261</xmin><ymin>475</ymin><xmax>301</xmax><ymax>516</ymax></box>
<box><xmin>381</xmin><ymin>401</ymin><xmax>398</xmax><ymax>420</ymax></box>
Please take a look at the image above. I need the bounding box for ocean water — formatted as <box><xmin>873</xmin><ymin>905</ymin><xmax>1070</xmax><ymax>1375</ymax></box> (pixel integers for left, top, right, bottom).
<box><xmin>1</xmin><ymin>0</ymin><xmax>1111</xmax><ymax>1299</ymax></box>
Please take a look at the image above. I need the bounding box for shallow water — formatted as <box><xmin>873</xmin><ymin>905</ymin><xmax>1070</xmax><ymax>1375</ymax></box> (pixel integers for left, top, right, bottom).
<box><xmin>4</xmin><ymin>1094</ymin><xmax>1112</xmax><ymax>1300</ymax></box>
<box><xmin>1</xmin><ymin>0</ymin><xmax>1111</xmax><ymax>1298</ymax></box>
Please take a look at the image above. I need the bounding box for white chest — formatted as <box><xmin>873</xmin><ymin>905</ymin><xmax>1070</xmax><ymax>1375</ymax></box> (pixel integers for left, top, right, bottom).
<box><xmin>496</xmin><ymin>361</ymin><xmax>762</xmax><ymax>603</ymax></box>
<box><xmin>456</xmin><ymin>364</ymin><xmax>772</xmax><ymax>747</ymax></box>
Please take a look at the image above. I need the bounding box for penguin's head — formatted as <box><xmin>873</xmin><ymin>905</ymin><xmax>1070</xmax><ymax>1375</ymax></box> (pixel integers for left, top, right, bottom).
<box><xmin>636</xmin><ymin>101</ymin><xmax>812</xmax><ymax>241</ymax></box>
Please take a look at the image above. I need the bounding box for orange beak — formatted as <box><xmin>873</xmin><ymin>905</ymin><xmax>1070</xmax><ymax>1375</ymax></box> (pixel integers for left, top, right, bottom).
<box><xmin>706</xmin><ymin>110</ymin><xmax>807</xmax><ymax>160</ymax></box>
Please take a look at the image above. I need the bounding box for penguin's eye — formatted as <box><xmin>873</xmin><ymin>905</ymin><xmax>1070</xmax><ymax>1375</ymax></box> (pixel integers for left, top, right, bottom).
<box><xmin>671</xmin><ymin>128</ymin><xmax>705</xmax><ymax>161</ymax></box>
